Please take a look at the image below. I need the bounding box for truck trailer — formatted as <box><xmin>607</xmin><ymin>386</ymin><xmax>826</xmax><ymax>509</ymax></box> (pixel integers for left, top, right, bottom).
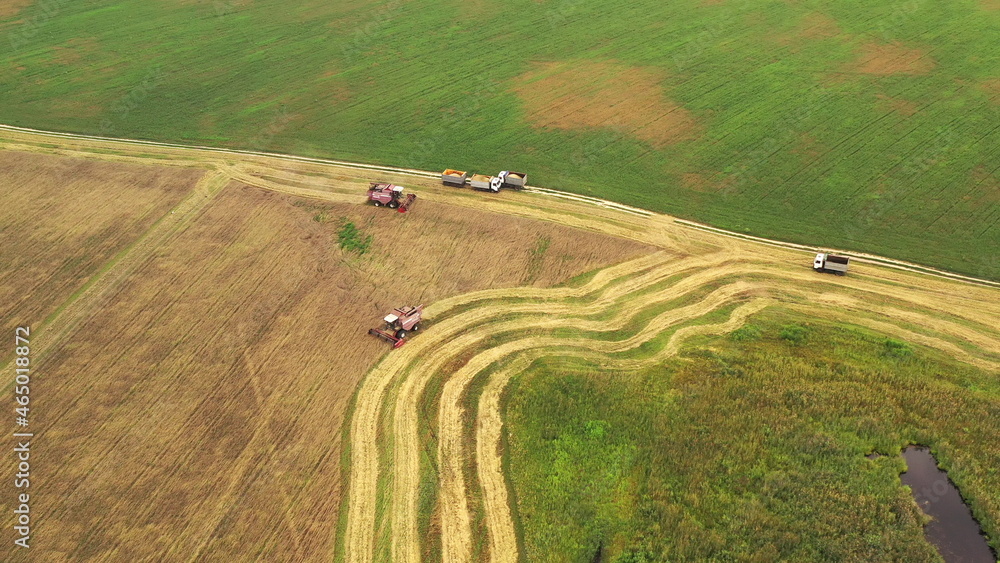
<box><xmin>813</xmin><ymin>253</ymin><xmax>850</xmax><ymax>275</ymax></box>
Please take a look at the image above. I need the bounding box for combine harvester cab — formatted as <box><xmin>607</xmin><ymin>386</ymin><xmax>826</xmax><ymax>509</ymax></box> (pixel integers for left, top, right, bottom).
<box><xmin>367</xmin><ymin>182</ymin><xmax>417</xmax><ymax>213</ymax></box>
<box><xmin>368</xmin><ymin>304</ymin><xmax>424</xmax><ymax>348</ymax></box>
<box><xmin>813</xmin><ymin>253</ymin><xmax>850</xmax><ymax>275</ymax></box>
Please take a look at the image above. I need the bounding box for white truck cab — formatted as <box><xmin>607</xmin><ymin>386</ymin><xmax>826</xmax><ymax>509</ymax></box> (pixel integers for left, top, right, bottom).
<box><xmin>814</xmin><ymin>253</ymin><xmax>826</xmax><ymax>270</ymax></box>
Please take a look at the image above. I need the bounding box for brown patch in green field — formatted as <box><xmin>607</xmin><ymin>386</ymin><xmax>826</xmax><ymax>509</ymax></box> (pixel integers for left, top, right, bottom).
<box><xmin>850</xmin><ymin>42</ymin><xmax>936</xmax><ymax>75</ymax></box>
<box><xmin>682</xmin><ymin>172</ymin><xmax>736</xmax><ymax>193</ymax></box>
<box><xmin>0</xmin><ymin>150</ymin><xmax>202</xmax><ymax>339</ymax></box>
<box><xmin>970</xmin><ymin>165</ymin><xmax>1000</xmax><ymax>204</ymax></box>
<box><xmin>981</xmin><ymin>79</ymin><xmax>1000</xmax><ymax>104</ymax></box>
<box><xmin>792</xmin><ymin>133</ymin><xmax>822</xmax><ymax>160</ymax></box>
<box><xmin>47</xmin><ymin>37</ymin><xmax>100</xmax><ymax>66</ymax></box>
<box><xmin>776</xmin><ymin>11</ymin><xmax>842</xmax><ymax>46</ymax></box>
<box><xmin>876</xmin><ymin>93</ymin><xmax>919</xmax><ymax>116</ymax></box>
<box><xmin>512</xmin><ymin>60</ymin><xmax>699</xmax><ymax>148</ymax></box>
<box><xmin>0</xmin><ymin>0</ymin><xmax>33</xmax><ymax>18</ymax></box>
<box><xmin>980</xmin><ymin>0</ymin><xmax>1000</xmax><ymax>11</ymax></box>
<box><xmin>8</xmin><ymin>178</ymin><xmax>650</xmax><ymax>561</ymax></box>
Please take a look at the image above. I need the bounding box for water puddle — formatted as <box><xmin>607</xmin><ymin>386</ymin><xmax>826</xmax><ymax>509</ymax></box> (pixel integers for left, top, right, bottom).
<box><xmin>899</xmin><ymin>446</ymin><xmax>996</xmax><ymax>563</ymax></box>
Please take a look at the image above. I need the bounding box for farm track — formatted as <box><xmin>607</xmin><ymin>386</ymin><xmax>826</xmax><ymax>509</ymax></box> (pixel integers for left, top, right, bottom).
<box><xmin>15</xmin><ymin>170</ymin><xmax>229</xmax><ymax>371</ymax></box>
<box><xmin>1</xmin><ymin>126</ymin><xmax>998</xmax><ymax>562</ymax></box>
<box><xmin>1</xmin><ymin>123</ymin><xmax>997</xmax><ymax>288</ymax></box>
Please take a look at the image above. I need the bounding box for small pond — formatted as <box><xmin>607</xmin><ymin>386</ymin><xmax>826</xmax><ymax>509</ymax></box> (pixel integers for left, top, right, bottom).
<box><xmin>899</xmin><ymin>446</ymin><xmax>996</xmax><ymax>563</ymax></box>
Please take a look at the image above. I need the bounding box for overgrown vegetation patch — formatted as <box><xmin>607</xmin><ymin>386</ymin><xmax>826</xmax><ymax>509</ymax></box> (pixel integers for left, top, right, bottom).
<box><xmin>337</xmin><ymin>219</ymin><xmax>373</xmax><ymax>255</ymax></box>
<box><xmin>506</xmin><ymin>308</ymin><xmax>1000</xmax><ymax>562</ymax></box>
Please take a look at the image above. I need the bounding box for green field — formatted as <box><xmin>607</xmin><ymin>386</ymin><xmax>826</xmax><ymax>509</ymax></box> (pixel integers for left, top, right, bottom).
<box><xmin>2</xmin><ymin>0</ymin><xmax>999</xmax><ymax>279</ymax></box>
<box><xmin>506</xmin><ymin>308</ymin><xmax>1000</xmax><ymax>562</ymax></box>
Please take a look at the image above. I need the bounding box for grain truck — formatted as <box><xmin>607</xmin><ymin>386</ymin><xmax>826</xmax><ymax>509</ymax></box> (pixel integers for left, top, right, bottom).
<box><xmin>813</xmin><ymin>253</ymin><xmax>850</xmax><ymax>275</ymax></box>
<box><xmin>441</xmin><ymin>169</ymin><xmax>469</xmax><ymax>187</ymax></box>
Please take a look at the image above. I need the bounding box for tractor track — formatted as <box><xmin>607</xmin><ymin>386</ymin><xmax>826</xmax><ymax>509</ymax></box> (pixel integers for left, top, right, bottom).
<box><xmin>0</xmin><ymin>170</ymin><xmax>229</xmax><ymax>378</ymax></box>
<box><xmin>2</xmin><ymin>126</ymin><xmax>999</xmax><ymax>563</ymax></box>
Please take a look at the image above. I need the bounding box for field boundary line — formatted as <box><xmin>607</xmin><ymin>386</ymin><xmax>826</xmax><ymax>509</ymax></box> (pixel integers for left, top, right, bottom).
<box><xmin>2</xmin><ymin>123</ymin><xmax>997</xmax><ymax>289</ymax></box>
<box><xmin>673</xmin><ymin>219</ymin><xmax>1000</xmax><ymax>289</ymax></box>
<box><xmin>4</xmin><ymin>170</ymin><xmax>230</xmax><ymax>373</ymax></box>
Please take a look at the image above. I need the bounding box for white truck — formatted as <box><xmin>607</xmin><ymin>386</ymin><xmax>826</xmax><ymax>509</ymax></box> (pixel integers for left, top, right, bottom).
<box><xmin>813</xmin><ymin>253</ymin><xmax>850</xmax><ymax>275</ymax></box>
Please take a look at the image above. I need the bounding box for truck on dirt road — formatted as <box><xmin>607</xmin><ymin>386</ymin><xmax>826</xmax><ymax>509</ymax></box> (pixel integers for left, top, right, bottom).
<box><xmin>814</xmin><ymin>253</ymin><xmax>850</xmax><ymax>275</ymax></box>
<box><xmin>444</xmin><ymin>169</ymin><xmax>527</xmax><ymax>192</ymax></box>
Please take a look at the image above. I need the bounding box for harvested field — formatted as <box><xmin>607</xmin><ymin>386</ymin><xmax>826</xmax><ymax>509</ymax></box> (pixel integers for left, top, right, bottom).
<box><xmin>342</xmin><ymin>243</ymin><xmax>1000</xmax><ymax>562</ymax></box>
<box><xmin>0</xmin><ymin>150</ymin><xmax>202</xmax><ymax>338</ymax></box>
<box><xmin>511</xmin><ymin>61</ymin><xmax>699</xmax><ymax>148</ymax></box>
<box><xmin>0</xmin><ymin>158</ymin><xmax>649</xmax><ymax>561</ymax></box>
<box><xmin>0</xmin><ymin>130</ymin><xmax>998</xmax><ymax>562</ymax></box>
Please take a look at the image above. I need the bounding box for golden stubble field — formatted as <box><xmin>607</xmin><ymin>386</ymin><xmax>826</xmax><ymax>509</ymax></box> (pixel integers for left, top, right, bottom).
<box><xmin>0</xmin><ymin>128</ymin><xmax>998</xmax><ymax>563</ymax></box>
<box><xmin>0</xmin><ymin>150</ymin><xmax>204</xmax><ymax>337</ymax></box>
<box><xmin>0</xmin><ymin>142</ymin><xmax>651</xmax><ymax>561</ymax></box>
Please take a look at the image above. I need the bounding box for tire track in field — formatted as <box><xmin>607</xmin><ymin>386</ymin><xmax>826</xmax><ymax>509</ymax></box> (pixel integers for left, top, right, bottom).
<box><xmin>5</xmin><ymin>170</ymin><xmax>228</xmax><ymax>374</ymax></box>
<box><xmin>3</xmin><ymin>123</ymin><xmax>998</xmax><ymax>289</ymax></box>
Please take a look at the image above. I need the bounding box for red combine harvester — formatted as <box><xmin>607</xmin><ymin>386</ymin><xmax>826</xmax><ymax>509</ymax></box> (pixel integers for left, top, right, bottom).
<box><xmin>368</xmin><ymin>305</ymin><xmax>423</xmax><ymax>348</ymax></box>
<box><xmin>367</xmin><ymin>182</ymin><xmax>417</xmax><ymax>213</ymax></box>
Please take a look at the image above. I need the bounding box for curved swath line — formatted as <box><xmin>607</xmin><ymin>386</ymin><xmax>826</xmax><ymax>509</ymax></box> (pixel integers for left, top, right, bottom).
<box><xmin>474</xmin><ymin>299</ymin><xmax>775</xmax><ymax>561</ymax></box>
<box><xmin>390</xmin><ymin>258</ymin><xmax>758</xmax><ymax>560</ymax></box>
<box><xmin>437</xmin><ymin>289</ymin><xmax>771</xmax><ymax>561</ymax></box>
<box><xmin>472</xmin><ymin>292</ymin><xmax>1000</xmax><ymax>562</ymax></box>
<box><xmin>342</xmin><ymin>251</ymin><xmax>692</xmax><ymax>562</ymax></box>
<box><xmin>396</xmin><ymin>251</ymin><xmax>988</xmax><ymax>560</ymax></box>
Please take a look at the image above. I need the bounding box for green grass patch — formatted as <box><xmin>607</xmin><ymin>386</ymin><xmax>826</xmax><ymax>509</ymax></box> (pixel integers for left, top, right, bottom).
<box><xmin>337</xmin><ymin>219</ymin><xmax>372</xmax><ymax>255</ymax></box>
<box><xmin>505</xmin><ymin>307</ymin><xmax>1000</xmax><ymax>561</ymax></box>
